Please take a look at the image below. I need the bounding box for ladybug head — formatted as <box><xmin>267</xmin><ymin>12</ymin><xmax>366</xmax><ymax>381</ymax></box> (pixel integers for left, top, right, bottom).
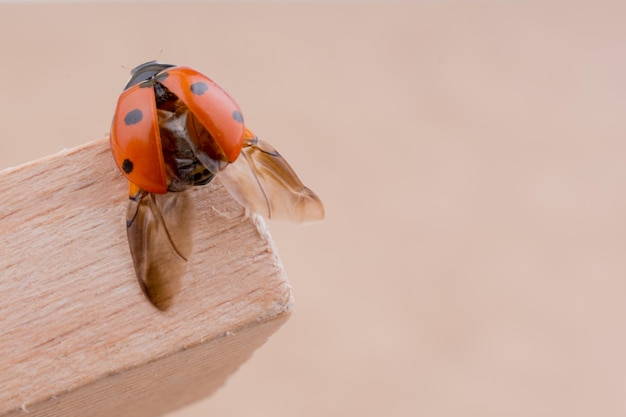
<box><xmin>124</xmin><ymin>61</ymin><xmax>176</xmax><ymax>90</ymax></box>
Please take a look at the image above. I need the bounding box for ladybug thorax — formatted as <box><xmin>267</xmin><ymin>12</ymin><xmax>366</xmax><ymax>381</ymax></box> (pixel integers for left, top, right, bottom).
<box><xmin>125</xmin><ymin>61</ymin><xmax>175</xmax><ymax>90</ymax></box>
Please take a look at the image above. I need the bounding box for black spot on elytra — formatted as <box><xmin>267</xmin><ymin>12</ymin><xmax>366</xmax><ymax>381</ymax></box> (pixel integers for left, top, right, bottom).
<box><xmin>122</xmin><ymin>159</ymin><xmax>134</xmax><ymax>174</ymax></box>
<box><xmin>190</xmin><ymin>82</ymin><xmax>208</xmax><ymax>95</ymax></box>
<box><xmin>124</xmin><ymin>109</ymin><xmax>143</xmax><ymax>125</ymax></box>
<box><xmin>232</xmin><ymin>110</ymin><xmax>243</xmax><ymax>123</ymax></box>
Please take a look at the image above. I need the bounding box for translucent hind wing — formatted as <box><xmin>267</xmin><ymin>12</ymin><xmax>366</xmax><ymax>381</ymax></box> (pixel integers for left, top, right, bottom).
<box><xmin>219</xmin><ymin>139</ymin><xmax>324</xmax><ymax>223</ymax></box>
<box><xmin>126</xmin><ymin>191</ymin><xmax>194</xmax><ymax>310</ymax></box>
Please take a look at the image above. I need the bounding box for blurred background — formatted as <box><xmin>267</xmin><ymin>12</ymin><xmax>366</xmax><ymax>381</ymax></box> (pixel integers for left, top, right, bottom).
<box><xmin>2</xmin><ymin>2</ymin><xmax>626</xmax><ymax>416</ymax></box>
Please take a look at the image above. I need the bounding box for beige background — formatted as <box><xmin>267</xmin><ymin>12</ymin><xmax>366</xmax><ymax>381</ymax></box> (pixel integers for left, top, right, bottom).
<box><xmin>2</xmin><ymin>2</ymin><xmax>626</xmax><ymax>416</ymax></box>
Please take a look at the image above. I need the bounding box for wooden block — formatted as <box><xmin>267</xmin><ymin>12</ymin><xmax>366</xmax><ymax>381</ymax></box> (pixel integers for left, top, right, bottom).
<box><xmin>0</xmin><ymin>138</ymin><xmax>293</xmax><ymax>416</ymax></box>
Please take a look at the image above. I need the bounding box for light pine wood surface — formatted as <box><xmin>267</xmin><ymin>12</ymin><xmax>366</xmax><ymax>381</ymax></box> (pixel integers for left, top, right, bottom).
<box><xmin>0</xmin><ymin>138</ymin><xmax>293</xmax><ymax>416</ymax></box>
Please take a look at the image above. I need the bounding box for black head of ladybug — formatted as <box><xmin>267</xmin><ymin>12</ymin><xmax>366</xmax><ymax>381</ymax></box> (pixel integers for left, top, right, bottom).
<box><xmin>124</xmin><ymin>61</ymin><xmax>176</xmax><ymax>91</ymax></box>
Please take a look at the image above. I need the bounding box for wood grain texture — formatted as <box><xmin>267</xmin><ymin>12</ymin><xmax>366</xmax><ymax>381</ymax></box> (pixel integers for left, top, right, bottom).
<box><xmin>0</xmin><ymin>138</ymin><xmax>293</xmax><ymax>416</ymax></box>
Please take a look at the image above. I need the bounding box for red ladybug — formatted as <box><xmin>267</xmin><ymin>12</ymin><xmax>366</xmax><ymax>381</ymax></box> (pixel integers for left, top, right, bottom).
<box><xmin>110</xmin><ymin>61</ymin><xmax>324</xmax><ymax>310</ymax></box>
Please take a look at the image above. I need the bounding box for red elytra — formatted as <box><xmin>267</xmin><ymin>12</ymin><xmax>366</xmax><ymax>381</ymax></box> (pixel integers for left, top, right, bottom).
<box><xmin>110</xmin><ymin>65</ymin><xmax>245</xmax><ymax>194</ymax></box>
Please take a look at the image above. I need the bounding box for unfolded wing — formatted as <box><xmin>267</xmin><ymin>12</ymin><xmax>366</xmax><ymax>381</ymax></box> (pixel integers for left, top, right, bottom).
<box><xmin>219</xmin><ymin>139</ymin><xmax>324</xmax><ymax>223</ymax></box>
<box><xmin>126</xmin><ymin>191</ymin><xmax>194</xmax><ymax>310</ymax></box>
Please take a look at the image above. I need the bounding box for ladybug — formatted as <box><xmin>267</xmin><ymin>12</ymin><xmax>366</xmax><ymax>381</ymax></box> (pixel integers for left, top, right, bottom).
<box><xmin>110</xmin><ymin>61</ymin><xmax>324</xmax><ymax>310</ymax></box>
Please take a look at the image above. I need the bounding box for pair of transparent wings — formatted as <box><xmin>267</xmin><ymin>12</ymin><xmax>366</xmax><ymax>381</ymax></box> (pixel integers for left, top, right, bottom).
<box><xmin>127</xmin><ymin>138</ymin><xmax>324</xmax><ymax>310</ymax></box>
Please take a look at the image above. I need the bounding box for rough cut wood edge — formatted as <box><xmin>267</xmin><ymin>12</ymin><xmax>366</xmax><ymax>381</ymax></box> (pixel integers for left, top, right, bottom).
<box><xmin>0</xmin><ymin>138</ymin><xmax>293</xmax><ymax>416</ymax></box>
